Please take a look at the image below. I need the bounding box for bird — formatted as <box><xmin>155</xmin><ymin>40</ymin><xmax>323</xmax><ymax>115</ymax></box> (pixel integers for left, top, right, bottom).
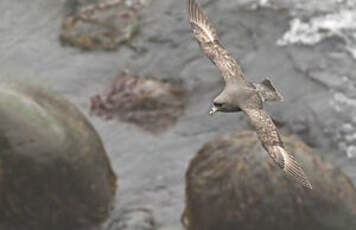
<box><xmin>187</xmin><ymin>0</ymin><xmax>312</xmax><ymax>189</ymax></box>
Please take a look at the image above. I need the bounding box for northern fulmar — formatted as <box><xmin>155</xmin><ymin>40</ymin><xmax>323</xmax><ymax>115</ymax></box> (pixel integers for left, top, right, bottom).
<box><xmin>187</xmin><ymin>0</ymin><xmax>312</xmax><ymax>189</ymax></box>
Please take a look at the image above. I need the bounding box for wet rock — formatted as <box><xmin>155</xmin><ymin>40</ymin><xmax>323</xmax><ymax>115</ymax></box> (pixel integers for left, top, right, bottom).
<box><xmin>183</xmin><ymin>130</ymin><xmax>356</xmax><ymax>230</ymax></box>
<box><xmin>106</xmin><ymin>208</ymin><xmax>155</xmax><ymax>230</ymax></box>
<box><xmin>60</xmin><ymin>0</ymin><xmax>143</xmax><ymax>50</ymax></box>
<box><xmin>90</xmin><ymin>70</ymin><xmax>186</xmax><ymax>133</ymax></box>
<box><xmin>3</xmin><ymin>0</ymin><xmax>356</xmax><ymax>228</ymax></box>
<box><xmin>0</xmin><ymin>78</ymin><xmax>117</xmax><ymax>230</ymax></box>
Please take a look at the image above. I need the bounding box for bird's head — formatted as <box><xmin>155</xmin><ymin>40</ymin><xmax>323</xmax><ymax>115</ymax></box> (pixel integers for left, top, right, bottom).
<box><xmin>209</xmin><ymin>101</ymin><xmax>224</xmax><ymax>115</ymax></box>
<box><xmin>210</xmin><ymin>91</ymin><xmax>231</xmax><ymax>116</ymax></box>
<box><xmin>210</xmin><ymin>92</ymin><xmax>241</xmax><ymax>115</ymax></box>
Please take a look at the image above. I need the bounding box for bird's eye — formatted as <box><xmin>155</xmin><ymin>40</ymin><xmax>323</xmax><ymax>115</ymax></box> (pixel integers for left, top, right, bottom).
<box><xmin>213</xmin><ymin>102</ymin><xmax>223</xmax><ymax>107</ymax></box>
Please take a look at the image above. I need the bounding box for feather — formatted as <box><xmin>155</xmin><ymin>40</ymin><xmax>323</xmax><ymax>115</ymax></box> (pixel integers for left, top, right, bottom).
<box><xmin>244</xmin><ymin>108</ymin><xmax>312</xmax><ymax>189</ymax></box>
<box><xmin>187</xmin><ymin>0</ymin><xmax>245</xmax><ymax>83</ymax></box>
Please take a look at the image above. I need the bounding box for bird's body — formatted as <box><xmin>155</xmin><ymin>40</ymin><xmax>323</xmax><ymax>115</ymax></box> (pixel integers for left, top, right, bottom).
<box><xmin>187</xmin><ymin>0</ymin><xmax>312</xmax><ymax>189</ymax></box>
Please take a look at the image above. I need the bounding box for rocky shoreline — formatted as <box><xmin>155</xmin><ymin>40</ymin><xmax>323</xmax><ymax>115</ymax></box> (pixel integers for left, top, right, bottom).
<box><xmin>0</xmin><ymin>0</ymin><xmax>355</xmax><ymax>229</ymax></box>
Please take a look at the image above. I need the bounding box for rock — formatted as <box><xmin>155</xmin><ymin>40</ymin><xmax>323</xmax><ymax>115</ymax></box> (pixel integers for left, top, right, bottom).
<box><xmin>60</xmin><ymin>0</ymin><xmax>142</xmax><ymax>50</ymax></box>
<box><xmin>182</xmin><ymin>130</ymin><xmax>356</xmax><ymax>230</ymax></box>
<box><xmin>2</xmin><ymin>0</ymin><xmax>356</xmax><ymax>228</ymax></box>
<box><xmin>0</xmin><ymin>78</ymin><xmax>117</xmax><ymax>230</ymax></box>
<box><xmin>90</xmin><ymin>70</ymin><xmax>186</xmax><ymax>133</ymax></box>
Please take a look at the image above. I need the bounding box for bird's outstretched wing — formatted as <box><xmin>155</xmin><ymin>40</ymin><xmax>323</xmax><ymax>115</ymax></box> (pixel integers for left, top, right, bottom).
<box><xmin>243</xmin><ymin>107</ymin><xmax>312</xmax><ymax>189</ymax></box>
<box><xmin>187</xmin><ymin>0</ymin><xmax>245</xmax><ymax>83</ymax></box>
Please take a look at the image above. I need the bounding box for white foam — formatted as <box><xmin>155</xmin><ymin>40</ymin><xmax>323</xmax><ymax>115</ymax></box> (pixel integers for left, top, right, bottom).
<box><xmin>346</xmin><ymin>145</ymin><xmax>356</xmax><ymax>158</ymax></box>
<box><xmin>259</xmin><ymin>0</ymin><xmax>270</xmax><ymax>6</ymax></box>
<box><xmin>277</xmin><ymin>9</ymin><xmax>356</xmax><ymax>58</ymax></box>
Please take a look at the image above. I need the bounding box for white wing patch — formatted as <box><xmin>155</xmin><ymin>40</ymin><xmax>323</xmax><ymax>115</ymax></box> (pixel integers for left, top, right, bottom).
<box><xmin>273</xmin><ymin>146</ymin><xmax>312</xmax><ymax>190</ymax></box>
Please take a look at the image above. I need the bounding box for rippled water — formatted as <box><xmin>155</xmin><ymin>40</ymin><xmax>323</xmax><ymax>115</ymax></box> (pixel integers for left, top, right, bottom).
<box><xmin>1</xmin><ymin>0</ymin><xmax>356</xmax><ymax>228</ymax></box>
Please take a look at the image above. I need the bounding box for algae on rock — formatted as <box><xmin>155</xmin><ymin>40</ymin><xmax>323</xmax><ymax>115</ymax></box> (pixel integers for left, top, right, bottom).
<box><xmin>90</xmin><ymin>70</ymin><xmax>186</xmax><ymax>133</ymax></box>
<box><xmin>0</xmin><ymin>78</ymin><xmax>117</xmax><ymax>230</ymax></box>
<box><xmin>183</xmin><ymin>130</ymin><xmax>356</xmax><ymax>230</ymax></box>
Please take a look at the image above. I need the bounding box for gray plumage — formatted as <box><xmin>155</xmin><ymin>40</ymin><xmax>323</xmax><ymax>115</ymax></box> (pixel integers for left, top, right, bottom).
<box><xmin>187</xmin><ymin>0</ymin><xmax>312</xmax><ymax>189</ymax></box>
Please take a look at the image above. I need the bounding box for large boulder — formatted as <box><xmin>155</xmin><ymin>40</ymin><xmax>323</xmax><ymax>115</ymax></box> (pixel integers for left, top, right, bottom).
<box><xmin>0</xmin><ymin>79</ymin><xmax>117</xmax><ymax>230</ymax></box>
<box><xmin>183</xmin><ymin>130</ymin><xmax>356</xmax><ymax>230</ymax></box>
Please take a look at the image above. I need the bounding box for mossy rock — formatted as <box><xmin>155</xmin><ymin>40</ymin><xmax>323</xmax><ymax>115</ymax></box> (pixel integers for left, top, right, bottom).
<box><xmin>60</xmin><ymin>0</ymin><xmax>140</xmax><ymax>51</ymax></box>
<box><xmin>183</xmin><ymin>130</ymin><xmax>356</xmax><ymax>230</ymax></box>
<box><xmin>0</xmin><ymin>79</ymin><xmax>117</xmax><ymax>229</ymax></box>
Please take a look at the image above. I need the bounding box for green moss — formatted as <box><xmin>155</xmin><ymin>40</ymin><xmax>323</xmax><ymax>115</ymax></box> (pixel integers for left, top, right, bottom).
<box><xmin>0</xmin><ymin>78</ymin><xmax>117</xmax><ymax>229</ymax></box>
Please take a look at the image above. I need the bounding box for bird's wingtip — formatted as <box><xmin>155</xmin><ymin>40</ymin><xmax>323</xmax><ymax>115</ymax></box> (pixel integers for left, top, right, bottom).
<box><xmin>275</xmin><ymin>146</ymin><xmax>313</xmax><ymax>190</ymax></box>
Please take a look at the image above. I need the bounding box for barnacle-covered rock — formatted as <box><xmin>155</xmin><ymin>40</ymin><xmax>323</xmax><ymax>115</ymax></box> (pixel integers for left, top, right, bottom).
<box><xmin>60</xmin><ymin>0</ymin><xmax>142</xmax><ymax>50</ymax></box>
<box><xmin>0</xmin><ymin>78</ymin><xmax>117</xmax><ymax>230</ymax></box>
<box><xmin>90</xmin><ymin>70</ymin><xmax>185</xmax><ymax>133</ymax></box>
<box><xmin>183</xmin><ymin>130</ymin><xmax>356</xmax><ymax>230</ymax></box>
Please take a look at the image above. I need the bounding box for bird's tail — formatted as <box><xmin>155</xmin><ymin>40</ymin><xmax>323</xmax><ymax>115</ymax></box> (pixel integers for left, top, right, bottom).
<box><xmin>254</xmin><ymin>78</ymin><xmax>284</xmax><ymax>102</ymax></box>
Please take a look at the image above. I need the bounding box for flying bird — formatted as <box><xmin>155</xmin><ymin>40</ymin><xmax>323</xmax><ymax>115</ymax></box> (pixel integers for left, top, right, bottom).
<box><xmin>187</xmin><ymin>0</ymin><xmax>312</xmax><ymax>189</ymax></box>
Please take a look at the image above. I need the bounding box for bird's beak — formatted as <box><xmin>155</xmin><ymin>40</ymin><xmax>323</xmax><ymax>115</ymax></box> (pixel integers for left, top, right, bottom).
<box><xmin>209</xmin><ymin>106</ymin><xmax>218</xmax><ymax>116</ymax></box>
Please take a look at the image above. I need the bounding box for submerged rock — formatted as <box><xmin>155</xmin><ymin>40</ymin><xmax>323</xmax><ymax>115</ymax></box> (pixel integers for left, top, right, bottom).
<box><xmin>60</xmin><ymin>0</ymin><xmax>142</xmax><ymax>50</ymax></box>
<box><xmin>0</xmin><ymin>78</ymin><xmax>117</xmax><ymax>230</ymax></box>
<box><xmin>183</xmin><ymin>130</ymin><xmax>356</xmax><ymax>230</ymax></box>
<box><xmin>90</xmin><ymin>70</ymin><xmax>185</xmax><ymax>133</ymax></box>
